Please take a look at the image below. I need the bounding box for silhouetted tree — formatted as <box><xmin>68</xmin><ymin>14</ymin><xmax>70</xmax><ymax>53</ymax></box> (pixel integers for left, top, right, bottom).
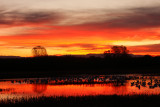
<box><xmin>32</xmin><ymin>46</ymin><xmax>48</xmax><ymax>57</ymax></box>
<box><xmin>111</xmin><ymin>45</ymin><xmax>129</xmax><ymax>54</ymax></box>
<box><xmin>104</xmin><ymin>50</ymin><xmax>111</xmax><ymax>54</ymax></box>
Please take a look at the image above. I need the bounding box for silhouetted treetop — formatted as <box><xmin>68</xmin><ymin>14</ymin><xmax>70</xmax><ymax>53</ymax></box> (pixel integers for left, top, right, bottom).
<box><xmin>32</xmin><ymin>46</ymin><xmax>48</xmax><ymax>57</ymax></box>
<box><xmin>104</xmin><ymin>50</ymin><xmax>111</xmax><ymax>54</ymax></box>
<box><xmin>111</xmin><ymin>45</ymin><xmax>129</xmax><ymax>54</ymax></box>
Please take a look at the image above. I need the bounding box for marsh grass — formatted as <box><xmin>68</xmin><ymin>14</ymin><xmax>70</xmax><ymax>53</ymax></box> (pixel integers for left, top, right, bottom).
<box><xmin>0</xmin><ymin>95</ymin><xmax>160</xmax><ymax>107</ymax></box>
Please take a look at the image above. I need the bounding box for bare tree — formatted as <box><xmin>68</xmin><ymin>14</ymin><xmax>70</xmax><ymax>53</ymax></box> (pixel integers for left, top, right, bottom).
<box><xmin>32</xmin><ymin>46</ymin><xmax>48</xmax><ymax>57</ymax></box>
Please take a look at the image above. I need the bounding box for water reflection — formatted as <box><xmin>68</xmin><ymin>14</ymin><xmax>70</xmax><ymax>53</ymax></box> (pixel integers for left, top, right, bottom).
<box><xmin>0</xmin><ymin>74</ymin><xmax>160</xmax><ymax>102</ymax></box>
<box><xmin>32</xmin><ymin>84</ymin><xmax>47</xmax><ymax>94</ymax></box>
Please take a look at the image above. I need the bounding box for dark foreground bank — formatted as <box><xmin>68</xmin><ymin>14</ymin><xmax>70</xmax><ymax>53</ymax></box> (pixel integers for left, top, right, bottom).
<box><xmin>0</xmin><ymin>95</ymin><xmax>160</xmax><ymax>107</ymax></box>
<box><xmin>0</xmin><ymin>55</ymin><xmax>160</xmax><ymax>78</ymax></box>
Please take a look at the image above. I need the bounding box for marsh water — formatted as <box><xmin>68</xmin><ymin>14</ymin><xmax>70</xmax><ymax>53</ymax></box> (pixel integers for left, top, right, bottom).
<box><xmin>0</xmin><ymin>74</ymin><xmax>160</xmax><ymax>102</ymax></box>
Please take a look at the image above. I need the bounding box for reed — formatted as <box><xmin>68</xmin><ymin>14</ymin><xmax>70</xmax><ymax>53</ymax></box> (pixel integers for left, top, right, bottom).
<box><xmin>0</xmin><ymin>95</ymin><xmax>160</xmax><ymax>107</ymax></box>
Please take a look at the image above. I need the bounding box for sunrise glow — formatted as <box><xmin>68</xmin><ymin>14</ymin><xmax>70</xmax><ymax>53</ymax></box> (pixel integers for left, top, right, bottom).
<box><xmin>0</xmin><ymin>0</ymin><xmax>160</xmax><ymax>56</ymax></box>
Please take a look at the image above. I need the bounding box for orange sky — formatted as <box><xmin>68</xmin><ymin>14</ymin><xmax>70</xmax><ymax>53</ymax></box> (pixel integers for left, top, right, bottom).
<box><xmin>1</xmin><ymin>0</ymin><xmax>160</xmax><ymax>56</ymax></box>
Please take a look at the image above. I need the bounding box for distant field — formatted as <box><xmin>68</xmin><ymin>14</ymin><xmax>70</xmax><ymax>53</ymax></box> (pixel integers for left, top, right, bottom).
<box><xmin>0</xmin><ymin>56</ymin><xmax>160</xmax><ymax>78</ymax></box>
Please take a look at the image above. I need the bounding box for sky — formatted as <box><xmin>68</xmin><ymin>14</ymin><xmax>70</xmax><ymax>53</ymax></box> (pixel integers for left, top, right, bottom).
<box><xmin>1</xmin><ymin>0</ymin><xmax>160</xmax><ymax>56</ymax></box>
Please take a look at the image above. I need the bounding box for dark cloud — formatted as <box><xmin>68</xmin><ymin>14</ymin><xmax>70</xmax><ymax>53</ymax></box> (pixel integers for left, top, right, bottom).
<box><xmin>108</xmin><ymin>7</ymin><xmax>160</xmax><ymax>29</ymax></box>
<box><xmin>56</xmin><ymin>43</ymin><xmax>99</xmax><ymax>48</ymax></box>
<box><xmin>129</xmin><ymin>44</ymin><xmax>160</xmax><ymax>53</ymax></box>
<box><xmin>0</xmin><ymin>9</ymin><xmax>63</xmax><ymax>26</ymax></box>
<box><xmin>73</xmin><ymin>7</ymin><xmax>160</xmax><ymax>30</ymax></box>
<box><xmin>7</xmin><ymin>46</ymin><xmax>29</xmax><ymax>49</ymax></box>
<box><xmin>23</xmin><ymin>11</ymin><xmax>61</xmax><ymax>23</ymax></box>
<box><xmin>55</xmin><ymin>43</ymin><xmax>111</xmax><ymax>51</ymax></box>
<box><xmin>57</xmin><ymin>43</ymin><xmax>96</xmax><ymax>48</ymax></box>
<box><xmin>1</xmin><ymin>6</ymin><xmax>160</xmax><ymax>30</ymax></box>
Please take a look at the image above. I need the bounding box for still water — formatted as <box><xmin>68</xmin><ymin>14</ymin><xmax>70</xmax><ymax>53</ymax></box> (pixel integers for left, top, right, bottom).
<box><xmin>0</xmin><ymin>74</ymin><xmax>160</xmax><ymax>102</ymax></box>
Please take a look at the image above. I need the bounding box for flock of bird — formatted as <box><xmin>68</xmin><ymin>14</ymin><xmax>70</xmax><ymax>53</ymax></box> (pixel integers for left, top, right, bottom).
<box><xmin>131</xmin><ymin>78</ymin><xmax>160</xmax><ymax>89</ymax></box>
<box><xmin>7</xmin><ymin>75</ymin><xmax>160</xmax><ymax>90</ymax></box>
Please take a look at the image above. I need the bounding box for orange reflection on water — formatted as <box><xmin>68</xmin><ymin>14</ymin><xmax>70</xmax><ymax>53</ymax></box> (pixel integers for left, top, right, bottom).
<box><xmin>0</xmin><ymin>75</ymin><xmax>160</xmax><ymax>101</ymax></box>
